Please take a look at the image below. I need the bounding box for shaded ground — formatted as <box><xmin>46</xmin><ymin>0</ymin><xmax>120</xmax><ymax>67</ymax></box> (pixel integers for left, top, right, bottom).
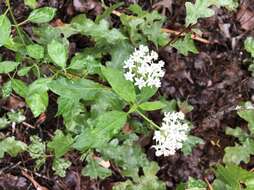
<box><xmin>1</xmin><ymin>0</ymin><xmax>254</xmax><ymax>189</ymax></box>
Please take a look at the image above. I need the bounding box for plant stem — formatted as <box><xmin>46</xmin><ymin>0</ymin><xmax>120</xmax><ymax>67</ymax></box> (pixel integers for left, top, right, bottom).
<box><xmin>5</xmin><ymin>0</ymin><xmax>26</xmax><ymax>45</ymax></box>
<box><xmin>136</xmin><ymin>110</ymin><xmax>161</xmax><ymax>130</ymax></box>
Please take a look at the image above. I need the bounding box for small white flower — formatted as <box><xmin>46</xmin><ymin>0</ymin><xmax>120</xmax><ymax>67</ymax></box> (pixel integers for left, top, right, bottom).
<box><xmin>152</xmin><ymin>111</ymin><xmax>190</xmax><ymax>157</ymax></box>
<box><xmin>123</xmin><ymin>45</ymin><xmax>165</xmax><ymax>89</ymax></box>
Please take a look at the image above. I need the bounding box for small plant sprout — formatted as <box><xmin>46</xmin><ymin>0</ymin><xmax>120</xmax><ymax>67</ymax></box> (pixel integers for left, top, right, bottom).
<box><xmin>152</xmin><ymin>111</ymin><xmax>190</xmax><ymax>157</ymax></box>
<box><xmin>123</xmin><ymin>45</ymin><xmax>165</xmax><ymax>89</ymax></box>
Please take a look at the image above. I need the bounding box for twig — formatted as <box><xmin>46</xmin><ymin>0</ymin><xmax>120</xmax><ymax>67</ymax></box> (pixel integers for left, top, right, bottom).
<box><xmin>111</xmin><ymin>10</ymin><xmax>211</xmax><ymax>44</ymax></box>
<box><xmin>21</xmin><ymin>170</ymin><xmax>49</xmax><ymax>190</ymax></box>
<box><xmin>205</xmin><ymin>177</ymin><xmax>214</xmax><ymax>190</ymax></box>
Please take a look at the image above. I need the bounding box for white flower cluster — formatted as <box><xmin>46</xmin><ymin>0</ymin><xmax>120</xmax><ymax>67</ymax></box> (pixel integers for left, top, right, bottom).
<box><xmin>152</xmin><ymin>111</ymin><xmax>189</xmax><ymax>157</ymax></box>
<box><xmin>123</xmin><ymin>45</ymin><xmax>165</xmax><ymax>89</ymax></box>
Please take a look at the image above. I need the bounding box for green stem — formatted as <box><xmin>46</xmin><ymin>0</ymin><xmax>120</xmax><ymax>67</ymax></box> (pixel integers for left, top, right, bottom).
<box><xmin>5</xmin><ymin>0</ymin><xmax>26</xmax><ymax>45</ymax></box>
<box><xmin>15</xmin><ymin>19</ymin><xmax>28</xmax><ymax>27</ymax></box>
<box><xmin>136</xmin><ymin>110</ymin><xmax>161</xmax><ymax>130</ymax></box>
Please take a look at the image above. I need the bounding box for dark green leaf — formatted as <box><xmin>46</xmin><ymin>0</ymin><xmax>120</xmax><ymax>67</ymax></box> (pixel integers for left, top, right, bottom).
<box><xmin>102</xmin><ymin>67</ymin><xmax>136</xmax><ymax>103</ymax></box>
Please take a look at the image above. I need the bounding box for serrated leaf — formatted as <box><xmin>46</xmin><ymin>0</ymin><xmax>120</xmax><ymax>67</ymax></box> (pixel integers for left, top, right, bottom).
<box><xmin>0</xmin><ymin>61</ymin><xmax>20</xmax><ymax>74</ymax></box>
<box><xmin>171</xmin><ymin>34</ymin><xmax>198</xmax><ymax>55</ymax></box>
<box><xmin>28</xmin><ymin>136</ymin><xmax>46</xmax><ymax>169</ymax></box>
<box><xmin>102</xmin><ymin>67</ymin><xmax>136</xmax><ymax>103</ymax></box>
<box><xmin>47</xmin><ymin>39</ymin><xmax>67</xmax><ymax>69</ymax></box>
<box><xmin>47</xmin><ymin>130</ymin><xmax>74</xmax><ymax>158</ymax></box>
<box><xmin>0</xmin><ymin>117</ymin><xmax>10</xmax><ymax>129</ymax></box>
<box><xmin>0</xmin><ymin>137</ymin><xmax>27</xmax><ymax>158</ymax></box>
<box><xmin>52</xmin><ymin>158</ymin><xmax>71</xmax><ymax>177</ymax></box>
<box><xmin>26</xmin><ymin>44</ymin><xmax>44</xmax><ymax>59</ymax></box>
<box><xmin>139</xmin><ymin>101</ymin><xmax>166</xmax><ymax>111</ymax></box>
<box><xmin>28</xmin><ymin>7</ymin><xmax>56</xmax><ymax>23</ymax></box>
<box><xmin>2</xmin><ymin>80</ymin><xmax>12</xmax><ymax>98</ymax></box>
<box><xmin>181</xmin><ymin>135</ymin><xmax>204</xmax><ymax>155</ymax></box>
<box><xmin>49</xmin><ymin>77</ymin><xmax>104</xmax><ymax>101</ymax></box>
<box><xmin>73</xmin><ymin>111</ymin><xmax>127</xmax><ymax>151</ymax></box>
<box><xmin>185</xmin><ymin>0</ymin><xmax>214</xmax><ymax>26</ymax></box>
<box><xmin>82</xmin><ymin>153</ymin><xmax>112</xmax><ymax>179</ymax></box>
<box><xmin>0</xmin><ymin>15</ymin><xmax>11</xmax><ymax>46</ymax></box>
<box><xmin>245</xmin><ymin>37</ymin><xmax>254</xmax><ymax>58</ymax></box>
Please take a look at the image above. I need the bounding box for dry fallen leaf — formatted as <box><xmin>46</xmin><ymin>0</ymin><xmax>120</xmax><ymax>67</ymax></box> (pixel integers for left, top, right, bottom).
<box><xmin>236</xmin><ymin>4</ymin><xmax>254</xmax><ymax>31</ymax></box>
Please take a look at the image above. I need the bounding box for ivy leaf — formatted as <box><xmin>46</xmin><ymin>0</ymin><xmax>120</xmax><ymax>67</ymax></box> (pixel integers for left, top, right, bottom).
<box><xmin>28</xmin><ymin>7</ymin><xmax>56</xmax><ymax>23</ymax></box>
<box><xmin>102</xmin><ymin>67</ymin><xmax>136</xmax><ymax>103</ymax></box>
<box><xmin>47</xmin><ymin>130</ymin><xmax>74</xmax><ymax>158</ymax></box>
<box><xmin>244</xmin><ymin>37</ymin><xmax>254</xmax><ymax>58</ymax></box>
<box><xmin>139</xmin><ymin>101</ymin><xmax>166</xmax><ymax>111</ymax></box>
<box><xmin>48</xmin><ymin>39</ymin><xmax>68</xmax><ymax>69</ymax></box>
<box><xmin>0</xmin><ymin>61</ymin><xmax>20</xmax><ymax>74</ymax></box>
<box><xmin>52</xmin><ymin>158</ymin><xmax>71</xmax><ymax>177</ymax></box>
<box><xmin>0</xmin><ymin>137</ymin><xmax>27</xmax><ymax>158</ymax></box>
<box><xmin>26</xmin><ymin>44</ymin><xmax>44</xmax><ymax>59</ymax></box>
<box><xmin>185</xmin><ymin>0</ymin><xmax>214</xmax><ymax>26</ymax></box>
<box><xmin>49</xmin><ymin>77</ymin><xmax>104</xmax><ymax>101</ymax></box>
<box><xmin>181</xmin><ymin>135</ymin><xmax>204</xmax><ymax>155</ymax></box>
<box><xmin>171</xmin><ymin>34</ymin><xmax>198</xmax><ymax>55</ymax></box>
<box><xmin>0</xmin><ymin>15</ymin><xmax>11</xmax><ymax>46</ymax></box>
<box><xmin>28</xmin><ymin>136</ymin><xmax>46</xmax><ymax>170</ymax></box>
<box><xmin>73</xmin><ymin>111</ymin><xmax>127</xmax><ymax>151</ymax></box>
<box><xmin>82</xmin><ymin>153</ymin><xmax>112</xmax><ymax>179</ymax></box>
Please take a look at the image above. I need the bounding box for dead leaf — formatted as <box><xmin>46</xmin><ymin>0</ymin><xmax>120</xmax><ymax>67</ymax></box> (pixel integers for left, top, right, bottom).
<box><xmin>152</xmin><ymin>0</ymin><xmax>173</xmax><ymax>15</ymax></box>
<box><xmin>21</xmin><ymin>170</ymin><xmax>48</xmax><ymax>190</ymax></box>
<box><xmin>236</xmin><ymin>5</ymin><xmax>254</xmax><ymax>31</ymax></box>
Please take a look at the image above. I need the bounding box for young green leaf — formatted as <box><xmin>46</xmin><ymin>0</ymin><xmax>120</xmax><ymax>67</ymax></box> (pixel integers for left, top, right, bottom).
<box><xmin>244</xmin><ymin>37</ymin><xmax>254</xmax><ymax>58</ymax></box>
<box><xmin>171</xmin><ymin>34</ymin><xmax>198</xmax><ymax>55</ymax></box>
<box><xmin>24</xmin><ymin>0</ymin><xmax>38</xmax><ymax>9</ymax></box>
<box><xmin>28</xmin><ymin>136</ymin><xmax>46</xmax><ymax>169</ymax></box>
<box><xmin>11</xmin><ymin>79</ymin><xmax>28</xmax><ymax>98</ymax></box>
<box><xmin>26</xmin><ymin>44</ymin><xmax>44</xmax><ymax>59</ymax></box>
<box><xmin>52</xmin><ymin>158</ymin><xmax>71</xmax><ymax>177</ymax></box>
<box><xmin>27</xmin><ymin>7</ymin><xmax>56</xmax><ymax>23</ymax></box>
<box><xmin>47</xmin><ymin>39</ymin><xmax>68</xmax><ymax>69</ymax></box>
<box><xmin>73</xmin><ymin>111</ymin><xmax>127</xmax><ymax>151</ymax></box>
<box><xmin>18</xmin><ymin>66</ymin><xmax>32</xmax><ymax>76</ymax></box>
<box><xmin>0</xmin><ymin>61</ymin><xmax>20</xmax><ymax>74</ymax></box>
<box><xmin>0</xmin><ymin>137</ymin><xmax>27</xmax><ymax>158</ymax></box>
<box><xmin>7</xmin><ymin>111</ymin><xmax>26</xmax><ymax>123</ymax></box>
<box><xmin>82</xmin><ymin>153</ymin><xmax>112</xmax><ymax>179</ymax></box>
<box><xmin>0</xmin><ymin>117</ymin><xmax>10</xmax><ymax>129</ymax></box>
<box><xmin>181</xmin><ymin>135</ymin><xmax>204</xmax><ymax>155</ymax></box>
<box><xmin>139</xmin><ymin>101</ymin><xmax>166</xmax><ymax>111</ymax></box>
<box><xmin>185</xmin><ymin>0</ymin><xmax>214</xmax><ymax>26</ymax></box>
<box><xmin>2</xmin><ymin>80</ymin><xmax>12</xmax><ymax>98</ymax></box>
<box><xmin>0</xmin><ymin>15</ymin><xmax>11</xmax><ymax>46</ymax></box>
<box><xmin>47</xmin><ymin>130</ymin><xmax>74</xmax><ymax>158</ymax></box>
<box><xmin>102</xmin><ymin>67</ymin><xmax>136</xmax><ymax>103</ymax></box>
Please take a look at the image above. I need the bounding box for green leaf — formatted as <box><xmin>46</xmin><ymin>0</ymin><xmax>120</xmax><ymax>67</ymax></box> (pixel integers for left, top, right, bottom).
<box><xmin>0</xmin><ymin>15</ymin><xmax>11</xmax><ymax>46</ymax></box>
<box><xmin>0</xmin><ymin>61</ymin><xmax>20</xmax><ymax>74</ymax></box>
<box><xmin>185</xmin><ymin>0</ymin><xmax>214</xmax><ymax>26</ymax></box>
<box><xmin>26</xmin><ymin>44</ymin><xmax>44</xmax><ymax>59</ymax></box>
<box><xmin>237</xmin><ymin>108</ymin><xmax>254</xmax><ymax>134</ymax></box>
<box><xmin>7</xmin><ymin>111</ymin><xmax>26</xmax><ymax>123</ymax></box>
<box><xmin>214</xmin><ymin>164</ymin><xmax>254</xmax><ymax>189</ymax></box>
<box><xmin>160</xmin><ymin>98</ymin><xmax>177</xmax><ymax>112</ymax></box>
<box><xmin>82</xmin><ymin>153</ymin><xmax>112</xmax><ymax>179</ymax></box>
<box><xmin>18</xmin><ymin>66</ymin><xmax>32</xmax><ymax>76</ymax></box>
<box><xmin>171</xmin><ymin>34</ymin><xmax>198</xmax><ymax>55</ymax></box>
<box><xmin>137</xmin><ymin>87</ymin><xmax>157</xmax><ymax>103</ymax></box>
<box><xmin>11</xmin><ymin>79</ymin><xmax>28</xmax><ymax>97</ymax></box>
<box><xmin>47</xmin><ymin>130</ymin><xmax>74</xmax><ymax>158</ymax></box>
<box><xmin>181</xmin><ymin>135</ymin><xmax>204</xmax><ymax>155</ymax></box>
<box><xmin>24</xmin><ymin>0</ymin><xmax>38</xmax><ymax>9</ymax></box>
<box><xmin>0</xmin><ymin>117</ymin><xmax>10</xmax><ymax>129</ymax></box>
<box><xmin>49</xmin><ymin>77</ymin><xmax>104</xmax><ymax>101</ymax></box>
<box><xmin>28</xmin><ymin>7</ymin><xmax>56</xmax><ymax>23</ymax></box>
<box><xmin>139</xmin><ymin>101</ymin><xmax>166</xmax><ymax>111</ymax></box>
<box><xmin>102</xmin><ymin>67</ymin><xmax>136</xmax><ymax>103</ymax></box>
<box><xmin>1</xmin><ymin>80</ymin><xmax>12</xmax><ymax>98</ymax></box>
<box><xmin>71</xmin><ymin>15</ymin><xmax>126</xmax><ymax>46</ymax></box>
<box><xmin>225</xmin><ymin>127</ymin><xmax>248</xmax><ymax>142</ymax></box>
<box><xmin>211</xmin><ymin>0</ymin><xmax>239</xmax><ymax>11</ymax></box>
<box><xmin>245</xmin><ymin>37</ymin><xmax>254</xmax><ymax>58</ymax></box>
<box><xmin>52</xmin><ymin>158</ymin><xmax>71</xmax><ymax>177</ymax></box>
<box><xmin>47</xmin><ymin>39</ymin><xmax>68</xmax><ymax>69</ymax></box>
<box><xmin>28</xmin><ymin>136</ymin><xmax>46</xmax><ymax>169</ymax></box>
<box><xmin>187</xmin><ymin>177</ymin><xmax>207</xmax><ymax>190</ymax></box>
<box><xmin>0</xmin><ymin>137</ymin><xmax>27</xmax><ymax>158</ymax></box>
<box><xmin>177</xmin><ymin>100</ymin><xmax>194</xmax><ymax>114</ymax></box>
<box><xmin>73</xmin><ymin>111</ymin><xmax>127</xmax><ymax>151</ymax></box>
<box><xmin>99</xmin><ymin>135</ymin><xmax>149</xmax><ymax>179</ymax></box>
